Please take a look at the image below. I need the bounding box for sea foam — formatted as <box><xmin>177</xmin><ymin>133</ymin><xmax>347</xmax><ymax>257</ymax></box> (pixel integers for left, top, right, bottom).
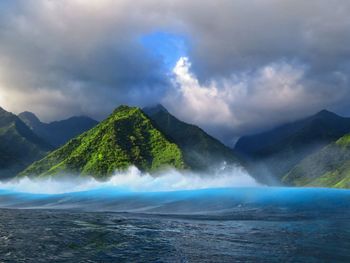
<box><xmin>0</xmin><ymin>165</ymin><xmax>260</xmax><ymax>195</ymax></box>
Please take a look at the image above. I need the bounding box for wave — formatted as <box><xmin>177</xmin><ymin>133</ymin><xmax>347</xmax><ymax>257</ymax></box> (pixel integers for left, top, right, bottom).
<box><xmin>0</xmin><ymin>165</ymin><xmax>260</xmax><ymax>194</ymax></box>
<box><xmin>1</xmin><ymin>166</ymin><xmax>349</xmax><ymax>219</ymax></box>
<box><xmin>0</xmin><ymin>186</ymin><xmax>349</xmax><ymax>219</ymax></box>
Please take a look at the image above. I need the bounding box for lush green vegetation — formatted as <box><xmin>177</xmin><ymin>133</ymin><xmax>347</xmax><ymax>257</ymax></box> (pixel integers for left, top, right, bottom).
<box><xmin>20</xmin><ymin>106</ymin><xmax>185</xmax><ymax>178</ymax></box>
<box><xmin>144</xmin><ymin>104</ymin><xmax>239</xmax><ymax>171</ymax></box>
<box><xmin>0</xmin><ymin>107</ymin><xmax>52</xmax><ymax>179</ymax></box>
<box><xmin>283</xmin><ymin>134</ymin><xmax>350</xmax><ymax>188</ymax></box>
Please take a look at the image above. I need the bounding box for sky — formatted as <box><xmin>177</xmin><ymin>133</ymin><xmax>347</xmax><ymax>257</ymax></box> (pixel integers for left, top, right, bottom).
<box><xmin>1</xmin><ymin>0</ymin><xmax>350</xmax><ymax>145</ymax></box>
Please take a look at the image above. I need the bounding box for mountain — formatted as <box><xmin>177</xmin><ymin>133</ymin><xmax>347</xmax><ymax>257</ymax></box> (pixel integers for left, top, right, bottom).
<box><xmin>234</xmin><ymin>110</ymin><xmax>350</xmax><ymax>183</ymax></box>
<box><xmin>0</xmin><ymin>107</ymin><xmax>52</xmax><ymax>179</ymax></box>
<box><xmin>19</xmin><ymin>106</ymin><xmax>185</xmax><ymax>178</ymax></box>
<box><xmin>18</xmin><ymin>112</ymin><xmax>98</xmax><ymax>147</ymax></box>
<box><xmin>283</xmin><ymin>134</ymin><xmax>350</xmax><ymax>188</ymax></box>
<box><xmin>143</xmin><ymin>104</ymin><xmax>240</xmax><ymax>171</ymax></box>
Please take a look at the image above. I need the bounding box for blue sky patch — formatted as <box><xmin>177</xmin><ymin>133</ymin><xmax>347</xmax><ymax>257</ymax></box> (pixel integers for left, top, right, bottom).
<box><xmin>140</xmin><ymin>31</ymin><xmax>188</xmax><ymax>70</ymax></box>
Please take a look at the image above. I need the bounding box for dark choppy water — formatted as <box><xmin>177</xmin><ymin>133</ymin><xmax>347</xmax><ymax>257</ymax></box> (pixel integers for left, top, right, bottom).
<box><xmin>0</xmin><ymin>187</ymin><xmax>350</xmax><ymax>262</ymax></box>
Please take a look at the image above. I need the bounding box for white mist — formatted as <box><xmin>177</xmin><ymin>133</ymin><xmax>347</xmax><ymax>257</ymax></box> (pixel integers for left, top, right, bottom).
<box><xmin>0</xmin><ymin>165</ymin><xmax>260</xmax><ymax>194</ymax></box>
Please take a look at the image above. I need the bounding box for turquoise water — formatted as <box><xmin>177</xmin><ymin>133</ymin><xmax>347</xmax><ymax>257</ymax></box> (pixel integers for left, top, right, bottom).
<box><xmin>0</xmin><ymin>187</ymin><xmax>349</xmax><ymax>262</ymax></box>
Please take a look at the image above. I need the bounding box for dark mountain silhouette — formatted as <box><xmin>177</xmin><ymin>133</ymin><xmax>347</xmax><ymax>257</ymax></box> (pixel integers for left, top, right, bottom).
<box><xmin>19</xmin><ymin>112</ymin><xmax>98</xmax><ymax>147</ymax></box>
<box><xmin>0</xmin><ymin>107</ymin><xmax>52</xmax><ymax>179</ymax></box>
<box><xmin>144</xmin><ymin>104</ymin><xmax>240</xmax><ymax>171</ymax></box>
<box><xmin>235</xmin><ymin>110</ymin><xmax>350</xmax><ymax>183</ymax></box>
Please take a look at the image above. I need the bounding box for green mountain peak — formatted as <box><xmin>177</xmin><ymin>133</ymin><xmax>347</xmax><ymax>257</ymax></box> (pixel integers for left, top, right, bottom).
<box><xmin>19</xmin><ymin>105</ymin><xmax>185</xmax><ymax>178</ymax></box>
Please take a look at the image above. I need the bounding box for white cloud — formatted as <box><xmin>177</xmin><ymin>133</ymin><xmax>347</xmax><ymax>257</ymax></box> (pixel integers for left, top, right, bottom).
<box><xmin>170</xmin><ymin>57</ymin><xmax>235</xmax><ymax>124</ymax></box>
<box><xmin>165</xmin><ymin>57</ymin><xmax>344</xmax><ymax>143</ymax></box>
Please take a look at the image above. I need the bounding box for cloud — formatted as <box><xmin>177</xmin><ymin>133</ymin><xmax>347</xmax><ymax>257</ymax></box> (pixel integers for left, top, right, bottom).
<box><xmin>0</xmin><ymin>0</ymin><xmax>170</xmax><ymax>120</ymax></box>
<box><xmin>0</xmin><ymin>0</ymin><xmax>350</xmax><ymax>142</ymax></box>
<box><xmin>164</xmin><ymin>57</ymin><xmax>347</xmax><ymax>143</ymax></box>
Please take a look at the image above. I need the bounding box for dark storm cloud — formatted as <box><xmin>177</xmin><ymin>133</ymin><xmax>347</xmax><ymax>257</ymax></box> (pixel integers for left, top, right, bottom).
<box><xmin>0</xmin><ymin>0</ymin><xmax>170</xmax><ymax>120</ymax></box>
<box><xmin>0</xmin><ymin>0</ymin><xmax>350</xmax><ymax>144</ymax></box>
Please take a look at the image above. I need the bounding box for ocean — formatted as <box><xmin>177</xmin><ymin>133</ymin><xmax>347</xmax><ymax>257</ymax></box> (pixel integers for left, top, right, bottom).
<box><xmin>0</xmin><ymin>187</ymin><xmax>349</xmax><ymax>262</ymax></box>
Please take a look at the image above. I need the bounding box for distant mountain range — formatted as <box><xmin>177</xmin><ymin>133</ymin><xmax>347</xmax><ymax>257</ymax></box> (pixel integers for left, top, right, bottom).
<box><xmin>1</xmin><ymin>102</ymin><xmax>350</xmax><ymax>189</ymax></box>
<box><xmin>0</xmin><ymin>107</ymin><xmax>52</xmax><ymax>179</ymax></box>
<box><xmin>18</xmin><ymin>112</ymin><xmax>98</xmax><ymax>147</ymax></box>
<box><xmin>235</xmin><ymin>110</ymin><xmax>350</xmax><ymax>186</ymax></box>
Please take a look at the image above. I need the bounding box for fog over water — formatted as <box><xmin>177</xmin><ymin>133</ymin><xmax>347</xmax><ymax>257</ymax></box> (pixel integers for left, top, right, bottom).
<box><xmin>0</xmin><ymin>165</ymin><xmax>260</xmax><ymax>195</ymax></box>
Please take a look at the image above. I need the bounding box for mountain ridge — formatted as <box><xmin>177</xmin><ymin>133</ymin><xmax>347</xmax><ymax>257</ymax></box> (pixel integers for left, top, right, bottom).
<box><xmin>234</xmin><ymin>109</ymin><xmax>350</xmax><ymax>183</ymax></box>
<box><xmin>283</xmin><ymin>133</ymin><xmax>350</xmax><ymax>188</ymax></box>
<box><xmin>0</xmin><ymin>108</ymin><xmax>52</xmax><ymax>179</ymax></box>
<box><xmin>19</xmin><ymin>111</ymin><xmax>98</xmax><ymax>147</ymax></box>
<box><xmin>144</xmin><ymin>104</ymin><xmax>241</xmax><ymax>171</ymax></box>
